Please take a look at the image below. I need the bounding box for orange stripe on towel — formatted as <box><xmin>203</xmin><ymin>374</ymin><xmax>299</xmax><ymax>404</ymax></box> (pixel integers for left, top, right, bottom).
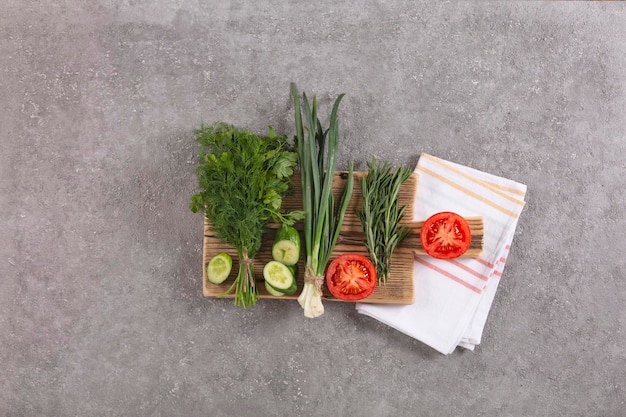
<box><xmin>421</xmin><ymin>153</ymin><xmax>526</xmax><ymax>206</ymax></box>
<box><xmin>417</xmin><ymin>165</ymin><xmax>521</xmax><ymax>219</ymax></box>
<box><xmin>414</xmin><ymin>256</ymin><xmax>483</xmax><ymax>294</ymax></box>
<box><xmin>483</xmin><ymin>180</ymin><xmax>527</xmax><ymax>198</ymax></box>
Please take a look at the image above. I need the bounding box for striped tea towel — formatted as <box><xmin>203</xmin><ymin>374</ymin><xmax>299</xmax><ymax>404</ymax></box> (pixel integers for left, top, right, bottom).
<box><xmin>355</xmin><ymin>153</ymin><xmax>527</xmax><ymax>354</ymax></box>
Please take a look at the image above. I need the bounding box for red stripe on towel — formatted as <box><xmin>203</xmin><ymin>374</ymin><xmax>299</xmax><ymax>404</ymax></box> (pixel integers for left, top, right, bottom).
<box><xmin>474</xmin><ymin>258</ymin><xmax>495</xmax><ymax>269</ymax></box>
<box><xmin>449</xmin><ymin>259</ymin><xmax>490</xmax><ymax>282</ymax></box>
<box><xmin>414</xmin><ymin>256</ymin><xmax>483</xmax><ymax>294</ymax></box>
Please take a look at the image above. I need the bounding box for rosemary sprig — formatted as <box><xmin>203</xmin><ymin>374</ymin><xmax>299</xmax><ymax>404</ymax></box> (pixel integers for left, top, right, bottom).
<box><xmin>357</xmin><ymin>157</ymin><xmax>413</xmax><ymax>284</ymax></box>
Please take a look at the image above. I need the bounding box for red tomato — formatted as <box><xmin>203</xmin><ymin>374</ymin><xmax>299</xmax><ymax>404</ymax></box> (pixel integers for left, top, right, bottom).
<box><xmin>325</xmin><ymin>254</ymin><xmax>377</xmax><ymax>301</ymax></box>
<box><xmin>420</xmin><ymin>211</ymin><xmax>471</xmax><ymax>260</ymax></box>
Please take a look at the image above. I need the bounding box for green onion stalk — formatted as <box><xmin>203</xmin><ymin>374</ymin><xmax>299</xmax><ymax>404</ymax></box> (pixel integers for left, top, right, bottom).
<box><xmin>290</xmin><ymin>83</ymin><xmax>354</xmax><ymax>318</ymax></box>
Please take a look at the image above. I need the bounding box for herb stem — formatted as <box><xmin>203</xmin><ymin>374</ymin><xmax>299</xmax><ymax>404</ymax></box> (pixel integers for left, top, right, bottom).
<box><xmin>357</xmin><ymin>157</ymin><xmax>413</xmax><ymax>284</ymax></box>
<box><xmin>291</xmin><ymin>83</ymin><xmax>353</xmax><ymax>318</ymax></box>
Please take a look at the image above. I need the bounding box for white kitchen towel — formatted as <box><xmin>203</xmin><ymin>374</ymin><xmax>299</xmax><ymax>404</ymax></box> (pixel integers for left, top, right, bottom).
<box><xmin>356</xmin><ymin>153</ymin><xmax>527</xmax><ymax>354</ymax></box>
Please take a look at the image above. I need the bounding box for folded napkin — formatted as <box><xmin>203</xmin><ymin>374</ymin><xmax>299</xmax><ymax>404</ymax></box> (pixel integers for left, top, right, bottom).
<box><xmin>356</xmin><ymin>153</ymin><xmax>527</xmax><ymax>354</ymax></box>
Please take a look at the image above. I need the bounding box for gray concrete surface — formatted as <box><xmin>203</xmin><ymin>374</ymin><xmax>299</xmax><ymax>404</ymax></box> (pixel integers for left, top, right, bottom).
<box><xmin>2</xmin><ymin>1</ymin><xmax>625</xmax><ymax>416</ymax></box>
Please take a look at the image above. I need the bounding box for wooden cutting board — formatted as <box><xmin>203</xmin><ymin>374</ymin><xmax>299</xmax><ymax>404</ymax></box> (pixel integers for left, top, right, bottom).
<box><xmin>202</xmin><ymin>171</ymin><xmax>483</xmax><ymax>305</ymax></box>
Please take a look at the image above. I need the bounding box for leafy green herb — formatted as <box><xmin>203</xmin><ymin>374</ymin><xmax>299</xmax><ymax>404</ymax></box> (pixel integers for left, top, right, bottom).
<box><xmin>357</xmin><ymin>157</ymin><xmax>413</xmax><ymax>284</ymax></box>
<box><xmin>190</xmin><ymin>122</ymin><xmax>304</xmax><ymax>308</ymax></box>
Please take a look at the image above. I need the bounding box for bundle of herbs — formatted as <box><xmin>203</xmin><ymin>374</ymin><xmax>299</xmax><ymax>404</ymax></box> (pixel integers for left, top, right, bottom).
<box><xmin>190</xmin><ymin>122</ymin><xmax>303</xmax><ymax>308</ymax></box>
<box><xmin>291</xmin><ymin>83</ymin><xmax>354</xmax><ymax>318</ymax></box>
<box><xmin>357</xmin><ymin>158</ymin><xmax>413</xmax><ymax>284</ymax></box>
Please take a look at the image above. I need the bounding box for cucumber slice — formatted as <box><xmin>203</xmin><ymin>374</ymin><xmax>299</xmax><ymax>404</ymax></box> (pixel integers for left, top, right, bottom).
<box><xmin>263</xmin><ymin>260</ymin><xmax>295</xmax><ymax>291</ymax></box>
<box><xmin>287</xmin><ymin>264</ymin><xmax>299</xmax><ymax>281</ymax></box>
<box><xmin>266</xmin><ymin>264</ymin><xmax>298</xmax><ymax>295</ymax></box>
<box><xmin>266</xmin><ymin>278</ymin><xmax>297</xmax><ymax>295</ymax></box>
<box><xmin>281</xmin><ymin>277</ymin><xmax>298</xmax><ymax>295</ymax></box>
<box><xmin>264</xmin><ymin>281</ymin><xmax>285</xmax><ymax>297</ymax></box>
<box><xmin>206</xmin><ymin>252</ymin><xmax>232</xmax><ymax>284</ymax></box>
<box><xmin>271</xmin><ymin>225</ymin><xmax>301</xmax><ymax>266</ymax></box>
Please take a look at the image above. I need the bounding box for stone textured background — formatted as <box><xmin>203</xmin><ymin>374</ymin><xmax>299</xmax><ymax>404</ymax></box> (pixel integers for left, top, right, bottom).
<box><xmin>1</xmin><ymin>1</ymin><xmax>625</xmax><ymax>416</ymax></box>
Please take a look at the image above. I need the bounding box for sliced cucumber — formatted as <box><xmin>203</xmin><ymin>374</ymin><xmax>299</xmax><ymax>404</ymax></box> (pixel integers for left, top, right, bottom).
<box><xmin>263</xmin><ymin>260</ymin><xmax>295</xmax><ymax>292</ymax></box>
<box><xmin>206</xmin><ymin>252</ymin><xmax>232</xmax><ymax>284</ymax></box>
<box><xmin>266</xmin><ymin>278</ymin><xmax>297</xmax><ymax>295</ymax></box>
<box><xmin>271</xmin><ymin>225</ymin><xmax>301</xmax><ymax>266</ymax></box>
<box><xmin>266</xmin><ymin>264</ymin><xmax>298</xmax><ymax>295</ymax></box>
<box><xmin>280</xmin><ymin>277</ymin><xmax>298</xmax><ymax>295</ymax></box>
<box><xmin>264</xmin><ymin>281</ymin><xmax>285</xmax><ymax>297</ymax></box>
<box><xmin>287</xmin><ymin>264</ymin><xmax>299</xmax><ymax>281</ymax></box>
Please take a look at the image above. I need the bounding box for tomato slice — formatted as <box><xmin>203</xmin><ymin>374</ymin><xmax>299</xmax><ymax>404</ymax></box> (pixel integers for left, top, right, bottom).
<box><xmin>420</xmin><ymin>211</ymin><xmax>471</xmax><ymax>260</ymax></box>
<box><xmin>325</xmin><ymin>254</ymin><xmax>377</xmax><ymax>301</ymax></box>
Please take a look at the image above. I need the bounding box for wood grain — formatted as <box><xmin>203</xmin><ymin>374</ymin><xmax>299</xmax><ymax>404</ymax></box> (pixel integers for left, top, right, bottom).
<box><xmin>202</xmin><ymin>171</ymin><xmax>483</xmax><ymax>305</ymax></box>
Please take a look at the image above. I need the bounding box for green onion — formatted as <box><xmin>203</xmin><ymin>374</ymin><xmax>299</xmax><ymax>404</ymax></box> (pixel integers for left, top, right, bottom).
<box><xmin>291</xmin><ymin>83</ymin><xmax>354</xmax><ymax>318</ymax></box>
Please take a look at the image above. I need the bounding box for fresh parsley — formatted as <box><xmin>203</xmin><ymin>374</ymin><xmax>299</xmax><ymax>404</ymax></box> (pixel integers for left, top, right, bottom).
<box><xmin>190</xmin><ymin>122</ymin><xmax>303</xmax><ymax>308</ymax></box>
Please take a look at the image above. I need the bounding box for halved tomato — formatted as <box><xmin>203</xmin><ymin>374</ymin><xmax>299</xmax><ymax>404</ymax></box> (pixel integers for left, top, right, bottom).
<box><xmin>325</xmin><ymin>254</ymin><xmax>377</xmax><ymax>301</ymax></box>
<box><xmin>420</xmin><ymin>211</ymin><xmax>471</xmax><ymax>260</ymax></box>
